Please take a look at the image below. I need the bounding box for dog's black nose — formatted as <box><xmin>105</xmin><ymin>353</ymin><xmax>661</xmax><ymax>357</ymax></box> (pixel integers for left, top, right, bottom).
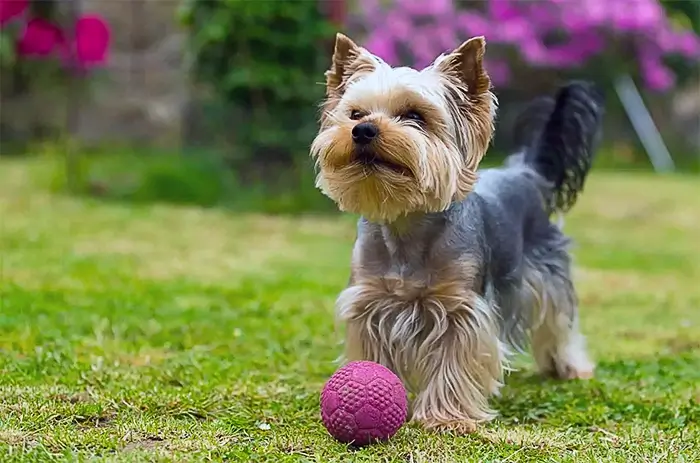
<box><xmin>352</xmin><ymin>122</ymin><xmax>378</xmax><ymax>145</ymax></box>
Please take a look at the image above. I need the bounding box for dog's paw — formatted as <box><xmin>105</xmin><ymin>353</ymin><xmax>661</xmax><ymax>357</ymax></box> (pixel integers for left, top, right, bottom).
<box><xmin>541</xmin><ymin>365</ymin><xmax>595</xmax><ymax>381</ymax></box>
<box><xmin>540</xmin><ymin>349</ymin><xmax>595</xmax><ymax>381</ymax></box>
<box><xmin>555</xmin><ymin>355</ymin><xmax>595</xmax><ymax>380</ymax></box>
<box><xmin>416</xmin><ymin>417</ymin><xmax>477</xmax><ymax>435</ymax></box>
<box><xmin>559</xmin><ymin>365</ymin><xmax>594</xmax><ymax>380</ymax></box>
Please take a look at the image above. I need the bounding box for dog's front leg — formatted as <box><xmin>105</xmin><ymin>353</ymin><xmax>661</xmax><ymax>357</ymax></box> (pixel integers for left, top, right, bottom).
<box><xmin>411</xmin><ymin>297</ymin><xmax>506</xmax><ymax>434</ymax></box>
<box><xmin>344</xmin><ymin>318</ymin><xmax>371</xmax><ymax>362</ymax></box>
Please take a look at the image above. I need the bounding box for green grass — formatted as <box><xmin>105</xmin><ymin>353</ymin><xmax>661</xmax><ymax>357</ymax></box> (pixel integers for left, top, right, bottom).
<box><xmin>1</xmin><ymin>158</ymin><xmax>699</xmax><ymax>462</ymax></box>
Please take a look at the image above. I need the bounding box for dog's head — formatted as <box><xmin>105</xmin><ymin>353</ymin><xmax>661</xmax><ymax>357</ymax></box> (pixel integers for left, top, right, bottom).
<box><xmin>310</xmin><ymin>33</ymin><xmax>497</xmax><ymax>223</ymax></box>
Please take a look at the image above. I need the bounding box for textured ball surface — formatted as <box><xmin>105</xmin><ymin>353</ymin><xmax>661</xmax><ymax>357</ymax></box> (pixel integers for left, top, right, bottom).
<box><xmin>320</xmin><ymin>361</ymin><xmax>407</xmax><ymax>446</ymax></box>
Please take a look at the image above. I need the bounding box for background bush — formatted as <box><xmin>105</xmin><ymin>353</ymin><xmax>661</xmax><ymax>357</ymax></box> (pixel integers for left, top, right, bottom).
<box><xmin>6</xmin><ymin>0</ymin><xmax>698</xmax><ymax>212</ymax></box>
<box><xmin>178</xmin><ymin>0</ymin><xmax>335</xmax><ymax>177</ymax></box>
<box><xmin>36</xmin><ymin>142</ymin><xmax>336</xmax><ymax>214</ymax></box>
<box><xmin>0</xmin><ymin>0</ymin><xmax>70</xmax><ymax>150</ymax></box>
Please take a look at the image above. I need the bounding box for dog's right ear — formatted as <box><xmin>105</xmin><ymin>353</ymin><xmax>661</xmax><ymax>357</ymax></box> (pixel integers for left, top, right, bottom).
<box><xmin>325</xmin><ymin>33</ymin><xmax>378</xmax><ymax>101</ymax></box>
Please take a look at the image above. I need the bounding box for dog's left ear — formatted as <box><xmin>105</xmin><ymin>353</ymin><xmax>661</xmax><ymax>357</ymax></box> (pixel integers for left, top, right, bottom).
<box><xmin>434</xmin><ymin>36</ymin><xmax>491</xmax><ymax>95</ymax></box>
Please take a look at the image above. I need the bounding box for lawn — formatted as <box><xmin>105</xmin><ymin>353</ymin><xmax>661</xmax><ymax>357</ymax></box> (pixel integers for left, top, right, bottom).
<box><xmin>1</xmin><ymin>158</ymin><xmax>699</xmax><ymax>462</ymax></box>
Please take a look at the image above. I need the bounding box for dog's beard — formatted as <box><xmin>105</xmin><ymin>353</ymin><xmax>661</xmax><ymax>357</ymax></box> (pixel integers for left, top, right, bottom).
<box><xmin>310</xmin><ymin>127</ymin><xmax>469</xmax><ymax>223</ymax></box>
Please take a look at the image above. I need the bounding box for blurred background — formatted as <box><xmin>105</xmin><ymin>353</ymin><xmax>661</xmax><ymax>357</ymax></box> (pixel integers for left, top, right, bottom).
<box><xmin>1</xmin><ymin>0</ymin><xmax>698</xmax><ymax>214</ymax></box>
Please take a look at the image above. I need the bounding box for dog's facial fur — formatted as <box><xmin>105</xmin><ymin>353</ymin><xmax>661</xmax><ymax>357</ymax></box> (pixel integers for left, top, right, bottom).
<box><xmin>310</xmin><ymin>33</ymin><xmax>497</xmax><ymax>222</ymax></box>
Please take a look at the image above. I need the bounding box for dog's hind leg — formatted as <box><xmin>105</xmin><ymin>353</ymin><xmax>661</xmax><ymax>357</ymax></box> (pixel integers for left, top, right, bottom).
<box><xmin>523</xmin><ymin>234</ymin><xmax>595</xmax><ymax>380</ymax></box>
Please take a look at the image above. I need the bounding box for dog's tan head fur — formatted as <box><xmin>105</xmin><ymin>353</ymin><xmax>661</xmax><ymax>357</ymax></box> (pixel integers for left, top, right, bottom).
<box><xmin>310</xmin><ymin>33</ymin><xmax>497</xmax><ymax>223</ymax></box>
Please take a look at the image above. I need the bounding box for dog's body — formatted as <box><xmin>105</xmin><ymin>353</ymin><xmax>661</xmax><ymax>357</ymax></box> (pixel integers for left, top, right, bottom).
<box><xmin>311</xmin><ymin>34</ymin><xmax>605</xmax><ymax>434</ymax></box>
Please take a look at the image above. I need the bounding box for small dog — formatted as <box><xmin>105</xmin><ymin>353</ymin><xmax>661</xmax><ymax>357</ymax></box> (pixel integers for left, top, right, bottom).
<box><xmin>310</xmin><ymin>33</ymin><xmax>605</xmax><ymax>434</ymax></box>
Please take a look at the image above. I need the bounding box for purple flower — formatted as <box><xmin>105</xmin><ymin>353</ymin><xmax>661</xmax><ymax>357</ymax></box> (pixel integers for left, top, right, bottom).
<box><xmin>488</xmin><ymin>0</ymin><xmax>521</xmax><ymax>22</ymax></box>
<box><xmin>0</xmin><ymin>0</ymin><xmax>28</xmax><ymax>27</ymax></box>
<box><xmin>641</xmin><ymin>58</ymin><xmax>674</xmax><ymax>91</ymax></box>
<box><xmin>380</xmin><ymin>13</ymin><xmax>410</xmax><ymax>44</ymax></box>
<box><xmin>675</xmin><ymin>31</ymin><xmax>700</xmax><ymax>58</ymax></box>
<box><xmin>395</xmin><ymin>0</ymin><xmax>452</xmax><ymax>16</ymax></box>
<box><xmin>455</xmin><ymin>12</ymin><xmax>491</xmax><ymax>37</ymax></box>
<box><xmin>520</xmin><ymin>38</ymin><xmax>548</xmax><ymax>65</ymax></box>
<box><xmin>633</xmin><ymin>0</ymin><xmax>663</xmax><ymax>29</ymax></box>
<box><xmin>484</xmin><ymin>58</ymin><xmax>511</xmax><ymax>85</ymax></box>
<box><xmin>17</xmin><ymin>17</ymin><xmax>64</xmax><ymax>58</ymax></box>
<box><xmin>72</xmin><ymin>14</ymin><xmax>111</xmax><ymax>68</ymax></box>
<box><xmin>488</xmin><ymin>17</ymin><xmax>532</xmax><ymax>45</ymax></box>
<box><xmin>364</xmin><ymin>32</ymin><xmax>398</xmax><ymax>64</ymax></box>
<box><xmin>352</xmin><ymin>0</ymin><xmax>699</xmax><ymax>92</ymax></box>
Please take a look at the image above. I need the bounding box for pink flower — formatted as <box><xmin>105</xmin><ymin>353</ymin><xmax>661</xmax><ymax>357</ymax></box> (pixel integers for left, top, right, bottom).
<box><xmin>490</xmin><ymin>18</ymin><xmax>531</xmax><ymax>44</ymax></box>
<box><xmin>633</xmin><ymin>0</ymin><xmax>663</xmax><ymax>29</ymax></box>
<box><xmin>431</xmin><ymin>23</ymin><xmax>458</xmax><ymax>52</ymax></box>
<box><xmin>640</xmin><ymin>56</ymin><xmax>674</xmax><ymax>91</ymax></box>
<box><xmin>522</xmin><ymin>2</ymin><xmax>560</xmax><ymax>30</ymax></box>
<box><xmin>358</xmin><ymin>0</ymin><xmax>383</xmax><ymax>28</ymax></box>
<box><xmin>484</xmin><ymin>58</ymin><xmax>511</xmax><ymax>85</ymax></box>
<box><xmin>488</xmin><ymin>0</ymin><xmax>521</xmax><ymax>22</ymax></box>
<box><xmin>72</xmin><ymin>14</ymin><xmax>111</xmax><ymax>67</ymax></box>
<box><xmin>520</xmin><ymin>38</ymin><xmax>548</xmax><ymax>65</ymax></box>
<box><xmin>352</xmin><ymin>0</ymin><xmax>700</xmax><ymax>93</ymax></box>
<box><xmin>544</xmin><ymin>31</ymin><xmax>606</xmax><ymax>67</ymax></box>
<box><xmin>676</xmin><ymin>32</ymin><xmax>700</xmax><ymax>58</ymax></box>
<box><xmin>396</xmin><ymin>0</ymin><xmax>451</xmax><ymax>16</ymax></box>
<box><xmin>411</xmin><ymin>30</ymin><xmax>439</xmax><ymax>68</ymax></box>
<box><xmin>455</xmin><ymin>12</ymin><xmax>490</xmax><ymax>37</ymax></box>
<box><xmin>660</xmin><ymin>30</ymin><xmax>700</xmax><ymax>58</ymax></box>
<box><xmin>656</xmin><ymin>27</ymin><xmax>675</xmax><ymax>53</ymax></box>
<box><xmin>16</xmin><ymin>17</ymin><xmax>64</xmax><ymax>57</ymax></box>
<box><xmin>386</xmin><ymin>14</ymin><xmax>412</xmax><ymax>41</ymax></box>
<box><xmin>364</xmin><ymin>32</ymin><xmax>397</xmax><ymax>64</ymax></box>
<box><xmin>0</xmin><ymin>0</ymin><xmax>27</xmax><ymax>26</ymax></box>
<box><xmin>609</xmin><ymin>5</ymin><xmax>639</xmax><ymax>31</ymax></box>
<box><xmin>580</xmin><ymin>0</ymin><xmax>607</xmax><ymax>27</ymax></box>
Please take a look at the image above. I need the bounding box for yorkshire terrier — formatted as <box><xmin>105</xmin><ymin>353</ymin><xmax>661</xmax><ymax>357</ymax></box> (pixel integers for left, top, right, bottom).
<box><xmin>310</xmin><ymin>33</ymin><xmax>605</xmax><ymax>434</ymax></box>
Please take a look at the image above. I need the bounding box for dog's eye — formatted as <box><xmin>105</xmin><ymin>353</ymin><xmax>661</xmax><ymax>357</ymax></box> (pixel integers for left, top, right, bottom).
<box><xmin>401</xmin><ymin>111</ymin><xmax>424</xmax><ymax>123</ymax></box>
<box><xmin>350</xmin><ymin>110</ymin><xmax>364</xmax><ymax>120</ymax></box>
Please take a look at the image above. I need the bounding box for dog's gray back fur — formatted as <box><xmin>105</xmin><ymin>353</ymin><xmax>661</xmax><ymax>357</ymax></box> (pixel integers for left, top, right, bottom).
<box><xmin>354</xmin><ymin>160</ymin><xmax>559</xmax><ymax>352</ymax></box>
<box><xmin>352</xmin><ymin>81</ymin><xmax>605</xmax><ymax>353</ymax></box>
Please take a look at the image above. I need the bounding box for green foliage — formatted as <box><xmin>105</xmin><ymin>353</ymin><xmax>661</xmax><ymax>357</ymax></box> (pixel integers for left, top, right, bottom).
<box><xmin>660</xmin><ymin>0</ymin><xmax>700</xmax><ymax>85</ymax></box>
<box><xmin>36</xmin><ymin>142</ymin><xmax>336</xmax><ymax>214</ymax></box>
<box><xmin>178</xmin><ymin>0</ymin><xmax>335</xmax><ymax>171</ymax></box>
<box><xmin>0</xmin><ymin>0</ymin><xmax>68</xmax><ymax>88</ymax></box>
<box><xmin>0</xmin><ymin>30</ymin><xmax>16</xmax><ymax>68</ymax></box>
<box><xmin>0</xmin><ymin>1</ymin><xmax>80</xmax><ymax>150</ymax></box>
<box><xmin>662</xmin><ymin>0</ymin><xmax>700</xmax><ymax>34</ymax></box>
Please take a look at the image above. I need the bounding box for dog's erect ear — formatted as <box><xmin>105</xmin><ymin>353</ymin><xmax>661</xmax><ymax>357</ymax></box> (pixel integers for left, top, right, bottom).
<box><xmin>433</xmin><ymin>37</ymin><xmax>496</xmax><ymax>200</ymax></box>
<box><xmin>434</xmin><ymin>36</ymin><xmax>491</xmax><ymax>95</ymax></box>
<box><xmin>325</xmin><ymin>33</ymin><xmax>378</xmax><ymax>100</ymax></box>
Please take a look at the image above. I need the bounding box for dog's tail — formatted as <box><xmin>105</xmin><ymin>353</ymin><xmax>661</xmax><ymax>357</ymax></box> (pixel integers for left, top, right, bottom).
<box><xmin>523</xmin><ymin>81</ymin><xmax>605</xmax><ymax>214</ymax></box>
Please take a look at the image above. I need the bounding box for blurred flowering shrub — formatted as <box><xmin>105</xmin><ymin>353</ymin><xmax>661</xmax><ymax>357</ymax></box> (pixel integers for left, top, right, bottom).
<box><xmin>0</xmin><ymin>0</ymin><xmax>110</xmax><ymax>72</ymax></box>
<box><xmin>355</xmin><ymin>0</ymin><xmax>700</xmax><ymax>91</ymax></box>
<box><xmin>179</xmin><ymin>0</ymin><xmax>334</xmax><ymax>172</ymax></box>
<box><xmin>1</xmin><ymin>0</ymin><xmax>111</xmax><ymax>147</ymax></box>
